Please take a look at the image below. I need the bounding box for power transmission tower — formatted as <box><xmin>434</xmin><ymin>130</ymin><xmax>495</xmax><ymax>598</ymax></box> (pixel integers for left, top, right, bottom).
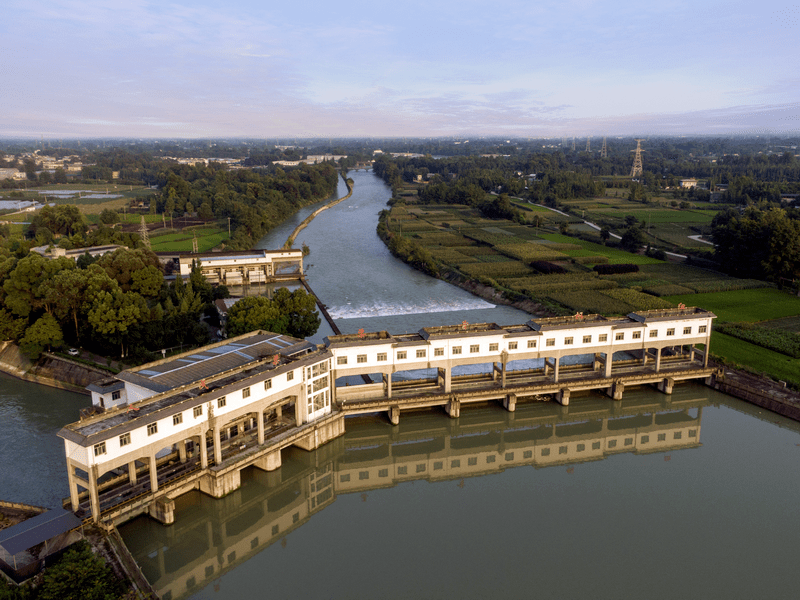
<box><xmin>585</xmin><ymin>137</ymin><xmax>591</xmax><ymax>152</ymax></box>
<box><xmin>571</xmin><ymin>137</ymin><xmax>576</xmax><ymax>151</ymax></box>
<box><xmin>630</xmin><ymin>139</ymin><xmax>645</xmax><ymax>178</ymax></box>
<box><xmin>600</xmin><ymin>137</ymin><xmax>608</xmax><ymax>158</ymax></box>
<box><xmin>139</xmin><ymin>216</ymin><xmax>150</xmax><ymax>248</ymax></box>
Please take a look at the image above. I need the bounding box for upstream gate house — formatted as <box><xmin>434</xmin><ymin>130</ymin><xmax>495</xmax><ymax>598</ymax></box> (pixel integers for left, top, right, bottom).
<box><xmin>59</xmin><ymin>307</ymin><xmax>717</xmax><ymax>527</ymax></box>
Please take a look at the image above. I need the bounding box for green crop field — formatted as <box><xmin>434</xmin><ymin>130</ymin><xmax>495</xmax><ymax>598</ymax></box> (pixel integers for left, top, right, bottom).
<box><xmin>710</xmin><ymin>332</ymin><xmax>800</xmax><ymax>388</ymax></box>
<box><xmin>538</xmin><ymin>233</ymin><xmax>664</xmax><ymax>264</ymax></box>
<box><xmin>149</xmin><ymin>227</ymin><xmax>229</xmax><ymax>252</ymax></box>
<box><xmin>665</xmin><ymin>288</ymin><xmax>800</xmax><ymax>322</ymax></box>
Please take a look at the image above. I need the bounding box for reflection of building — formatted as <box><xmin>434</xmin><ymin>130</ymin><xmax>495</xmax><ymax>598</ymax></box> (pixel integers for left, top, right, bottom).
<box><xmin>168</xmin><ymin>250</ymin><xmax>304</xmax><ymax>285</ymax></box>
<box><xmin>130</xmin><ymin>395</ymin><xmax>707</xmax><ymax>600</ymax></box>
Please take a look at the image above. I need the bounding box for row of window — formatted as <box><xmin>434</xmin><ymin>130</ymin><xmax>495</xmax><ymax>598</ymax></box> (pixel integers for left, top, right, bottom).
<box><xmin>334</xmin><ymin>325</ymin><xmax>710</xmax><ymax>365</ymax></box>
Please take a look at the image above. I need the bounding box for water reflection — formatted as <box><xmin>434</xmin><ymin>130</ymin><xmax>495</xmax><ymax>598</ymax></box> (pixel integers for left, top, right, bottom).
<box><xmin>123</xmin><ymin>392</ymin><xmax>709</xmax><ymax>600</ymax></box>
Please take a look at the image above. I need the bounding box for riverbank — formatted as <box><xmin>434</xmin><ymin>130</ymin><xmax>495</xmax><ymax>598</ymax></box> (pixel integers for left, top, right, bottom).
<box><xmin>0</xmin><ymin>341</ymin><xmax>110</xmax><ymax>395</ymax></box>
<box><xmin>284</xmin><ymin>174</ymin><xmax>354</xmax><ymax>249</ymax></box>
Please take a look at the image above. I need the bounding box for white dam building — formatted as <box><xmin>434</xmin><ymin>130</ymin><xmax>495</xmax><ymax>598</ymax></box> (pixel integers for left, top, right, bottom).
<box><xmin>59</xmin><ymin>307</ymin><xmax>716</xmax><ymax>525</ymax></box>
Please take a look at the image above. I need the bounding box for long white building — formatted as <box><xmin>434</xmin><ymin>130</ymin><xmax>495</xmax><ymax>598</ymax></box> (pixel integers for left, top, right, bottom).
<box><xmin>59</xmin><ymin>306</ymin><xmax>715</xmax><ymax>524</ymax></box>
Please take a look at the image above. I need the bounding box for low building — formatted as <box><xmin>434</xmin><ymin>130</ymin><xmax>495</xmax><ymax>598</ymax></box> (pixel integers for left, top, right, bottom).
<box><xmin>170</xmin><ymin>249</ymin><xmax>303</xmax><ymax>285</ymax></box>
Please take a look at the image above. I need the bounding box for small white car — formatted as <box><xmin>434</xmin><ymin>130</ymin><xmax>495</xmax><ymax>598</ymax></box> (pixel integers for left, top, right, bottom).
<box><xmin>68</xmin><ymin>348</ymin><xmax>80</xmax><ymax>356</ymax></box>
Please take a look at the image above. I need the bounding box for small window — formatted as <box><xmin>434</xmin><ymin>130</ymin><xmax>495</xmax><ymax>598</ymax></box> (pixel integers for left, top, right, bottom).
<box><xmin>582</xmin><ymin>335</ymin><xmax>591</xmax><ymax>344</ymax></box>
<box><xmin>470</xmin><ymin>344</ymin><xmax>479</xmax><ymax>353</ymax></box>
<box><xmin>564</xmin><ymin>337</ymin><xmax>573</xmax><ymax>345</ymax></box>
<box><xmin>489</xmin><ymin>343</ymin><xmax>499</xmax><ymax>351</ymax></box>
<box><xmin>434</xmin><ymin>348</ymin><xmax>444</xmax><ymax>356</ymax></box>
<box><xmin>377</xmin><ymin>352</ymin><xmax>387</xmax><ymax>361</ymax></box>
<box><xmin>689</xmin><ymin>429</ymin><xmax>697</xmax><ymax>437</ymax></box>
<box><xmin>173</xmin><ymin>413</ymin><xmax>183</xmax><ymax>426</ymax></box>
<box><xmin>615</xmin><ymin>332</ymin><xmax>624</xmax><ymax>341</ymax></box>
<box><xmin>379</xmin><ymin>468</ymin><xmax>389</xmax><ymax>477</ymax></box>
<box><xmin>699</xmin><ymin>325</ymin><xmax>707</xmax><ymax>333</ymax></box>
<box><xmin>577</xmin><ymin>443</ymin><xmax>585</xmax><ymax>452</ymax></box>
<box><xmin>119</xmin><ymin>432</ymin><xmax>130</xmax><ymax>446</ymax></box>
<box><xmin>598</xmin><ymin>334</ymin><xmax>608</xmax><ymax>342</ymax></box>
<box><xmin>523</xmin><ymin>450</ymin><xmax>532</xmax><ymax>459</ymax></box>
<box><xmin>468</xmin><ymin>457</ymin><xmax>477</xmax><ymax>466</ymax></box>
<box><xmin>337</xmin><ymin>356</ymin><xmax>347</xmax><ymax>365</ymax></box>
<box><xmin>94</xmin><ymin>442</ymin><xmax>106</xmax><ymax>456</ymax></box>
<box><xmin>608</xmin><ymin>439</ymin><xmax>617</xmax><ymax>448</ymax></box>
<box><xmin>658</xmin><ymin>433</ymin><xmax>666</xmax><ymax>441</ymax></box>
<box><xmin>242</xmin><ymin>387</ymin><xmax>250</xmax><ymax>399</ymax></box>
<box><xmin>650</xmin><ymin>330</ymin><xmax>658</xmax><ymax>338</ymax></box>
<box><xmin>287</xmin><ymin>371</ymin><xmax>294</xmax><ymax>380</ymax></box>
<box><xmin>396</xmin><ymin>351</ymin><xmax>406</xmax><ymax>360</ymax></box>
<box><xmin>505</xmin><ymin>452</ymin><xmax>514</xmax><ymax>461</ymax></box>
<box><xmin>194</xmin><ymin>406</ymin><xmax>202</xmax><ymax>418</ymax></box>
<box><xmin>632</xmin><ymin>331</ymin><xmax>641</xmax><ymax>339</ymax></box>
<box><xmin>434</xmin><ymin>461</ymin><xmax>443</xmax><ymax>470</ymax></box>
<box><xmin>357</xmin><ymin>354</ymin><xmax>367</xmax><ymax>363</ymax></box>
<box><xmin>451</xmin><ymin>459</ymin><xmax>461</xmax><ymax>468</ymax></box>
<box><xmin>674</xmin><ymin>432</ymin><xmax>682</xmax><ymax>440</ymax></box>
<box><xmin>559</xmin><ymin>445</ymin><xmax>568</xmax><ymax>454</ymax></box>
<box><xmin>340</xmin><ymin>474</ymin><xmax>350</xmax><ymax>482</ymax></box>
<box><xmin>265</xmin><ymin>380</ymin><xmax>272</xmax><ymax>390</ymax></box>
<box><xmin>112</xmin><ymin>390</ymin><xmax>121</xmax><ymax>401</ymax></box>
<box><xmin>541</xmin><ymin>448</ymin><xmax>550</xmax><ymax>456</ymax></box>
<box><xmin>683</xmin><ymin>327</ymin><xmax>692</xmax><ymax>335</ymax></box>
<box><xmin>359</xmin><ymin>471</ymin><xmax>369</xmax><ymax>480</ymax></box>
<box><xmin>218</xmin><ymin>396</ymin><xmax>226</xmax><ymax>408</ymax></box>
<box><xmin>527</xmin><ymin>340</ymin><xmax>536</xmax><ymax>348</ymax></box>
<box><xmin>452</xmin><ymin>346</ymin><xmax>462</xmax><ymax>355</ymax></box>
<box><xmin>641</xmin><ymin>435</ymin><xmax>649</xmax><ymax>444</ymax></box>
<box><xmin>486</xmin><ymin>455</ymin><xmax>496</xmax><ymax>463</ymax></box>
<box><xmin>546</xmin><ymin>339</ymin><xmax>555</xmax><ymax>347</ymax></box>
<box><xmin>624</xmin><ymin>437</ymin><xmax>633</xmax><ymax>446</ymax></box>
<box><xmin>416</xmin><ymin>463</ymin><xmax>426</xmax><ymax>472</ymax></box>
<box><xmin>272</xmin><ymin>524</ymin><xmax>279</xmax><ymax>535</ymax></box>
<box><xmin>398</xmin><ymin>466</ymin><xmax>408</xmax><ymax>474</ymax></box>
<box><xmin>147</xmin><ymin>423</ymin><xmax>158</xmax><ymax>436</ymax></box>
<box><xmin>592</xmin><ymin>441</ymin><xmax>601</xmax><ymax>450</ymax></box>
<box><xmin>667</xmin><ymin>328</ymin><xmax>675</xmax><ymax>336</ymax></box>
<box><xmin>416</xmin><ymin>349</ymin><xmax>426</xmax><ymax>358</ymax></box>
<box><xmin>508</xmin><ymin>342</ymin><xmax>518</xmax><ymax>350</ymax></box>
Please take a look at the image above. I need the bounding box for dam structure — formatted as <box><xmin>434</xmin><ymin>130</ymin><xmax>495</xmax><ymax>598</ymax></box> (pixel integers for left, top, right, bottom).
<box><xmin>58</xmin><ymin>307</ymin><xmax>716</xmax><ymax>527</ymax></box>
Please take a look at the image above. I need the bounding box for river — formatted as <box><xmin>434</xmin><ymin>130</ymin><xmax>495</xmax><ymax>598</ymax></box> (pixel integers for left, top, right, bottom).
<box><xmin>3</xmin><ymin>171</ymin><xmax>800</xmax><ymax>598</ymax></box>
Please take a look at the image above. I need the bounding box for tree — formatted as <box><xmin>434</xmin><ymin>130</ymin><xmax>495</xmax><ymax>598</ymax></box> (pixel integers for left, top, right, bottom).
<box><xmin>620</xmin><ymin>226</ymin><xmax>646</xmax><ymax>252</ymax></box>
<box><xmin>99</xmin><ymin>208</ymin><xmax>118</xmax><ymax>224</ymax></box>
<box><xmin>272</xmin><ymin>288</ymin><xmax>321</xmax><ymax>338</ymax></box>
<box><xmin>600</xmin><ymin>228</ymin><xmax>610</xmax><ymax>245</ymax></box>
<box><xmin>37</xmin><ymin>540</ymin><xmax>124</xmax><ymax>600</ymax></box>
<box><xmin>19</xmin><ymin>314</ymin><xmax>63</xmax><ymax>358</ymax></box>
<box><xmin>226</xmin><ymin>296</ymin><xmax>289</xmax><ymax>337</ymax></box>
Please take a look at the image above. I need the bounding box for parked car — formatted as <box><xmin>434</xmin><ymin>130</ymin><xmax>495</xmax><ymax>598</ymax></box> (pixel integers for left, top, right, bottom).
<box><xmin>68</xmin><ymin>348</ymin><xmax>80</xmax><ymax>356</ymax></box>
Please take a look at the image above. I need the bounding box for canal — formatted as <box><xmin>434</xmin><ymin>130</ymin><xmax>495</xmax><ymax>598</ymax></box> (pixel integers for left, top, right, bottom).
<box><xmin>2</xmin><ymin>170</ymin><xmax>800</xmax><ymax>598</ymax></box>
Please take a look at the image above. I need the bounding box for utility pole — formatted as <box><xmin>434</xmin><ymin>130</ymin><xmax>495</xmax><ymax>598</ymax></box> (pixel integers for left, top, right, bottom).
<box><xmin>630</xmin><ymin>139</ymin><xmax>645</xmax><ymax>178</ymax></box>
<box><xmin>228</xmin><ymin>217</ymin><xmax>231</xmax><ymax>238</ymax></box>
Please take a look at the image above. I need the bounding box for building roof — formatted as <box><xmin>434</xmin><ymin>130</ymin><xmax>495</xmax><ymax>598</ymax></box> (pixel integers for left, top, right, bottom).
<box><xmin>0</xmin><ymin>509</ymin><xmax>82</xmax><ymax>556</ymax></box>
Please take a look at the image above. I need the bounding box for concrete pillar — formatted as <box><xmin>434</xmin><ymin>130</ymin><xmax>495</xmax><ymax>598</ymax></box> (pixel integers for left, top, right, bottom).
<box><xmin>447</xmin><ymin>397</ymin><xmax>460</xmax><ymax>418</ymax></box>
<box><xmin>258</xmin><ymin>410</ymin><xmax>265</xmax><ymax>445</ymax></box>
<box><xmin>593</xmin><ymin>353</ymin><xmax>602</xmax><ymax>371</ymax></box>
<box><xmin>295</xmin><ymin>399</ymin><xmax>302</xmax><ymax>425</ymax></box>
<box><xmin>553</xmin><ymin>357</ymin><xmax>560</xmax><ymax>383</ymax></box>
<box><xmin>501</xmin><ymin>360</ymin><xmax>506</xmax><ymax>388</ymax></box>
<box><xmin>388</xmin><ymin>405</ymin><xmax>400</xmax><ymax>425</ymax></box>
<box><xmin>606</xmin><ymin>381</ymin><xmax>624</xmax><ymax>401</ymax></box>
<box><xmin>200</xmin><ymin>434</ymin><xmax>209</xmax><ymax>469</ymax></box>
<box><xmin>128</xmin><ymin>460</ymin><xmax>138</xmax><ymax>485</ymax></box>
<box><xmin>704</xmin><ymin>332</ymin><xmax>711</xmax><ymax>367</ymax></box>
<box><xmin>655</xmin><ymin>348</ymin><xmax>662</xmax><ymax>372</ymax></box>
<box><xmin>88</xmin><ymin>465</ymin><xmax>100</xmax><ymax>521</ymax></box>
<box><xmin>255</xmin><ymin>449</ymin><xmax>282</xmax><ymax>472</ymax></box>
<box><xmin>276</xmin><ymin>404</ymin><xmax>283</xmax><ymax>419</ymax></box>
<box><xmin>658</xmin><ymin>377</ymin><xmax>675</xmax><ymax>395</ymax></box>
<box><xmin>383</xmin><ymin>372</ymin><xmax>393</xmax><ymax>399</ymax></box>
<box><xmin>178</xmin><ymin>442</ymin><xmax>187</xmax><ymax>463</ymax></box>
<box><xmin>438</xmin><ymin>367</ymin><xmax>452</xmax><ymax>393</ymax></box>
<box><xmin>67</xmin><ymin>463</ymin><xmax>83</xmax><ymax>511</ymax></box>
<box><xmin>213</xmin><ymin>428</ymin><xmax>222</xmax><ymax>465</ymax></box>
<box><xmin>604</xmin><ymin>352</ymin><xmax>613</xmax><ymax>378</ymax></box>
<box><xmin>149</xmin><ymin>454</ymin><xmax>159</xmax><ymax>494</ymax></box>
<box><xmin>503</xmin><ymin>393</ymin><xmax>517</xmax><ymax>412</ymax></box>
<box><xmin>557</xmin><ymin>388</ymin><xmax>570</xmax><ymax>406</ymax></box>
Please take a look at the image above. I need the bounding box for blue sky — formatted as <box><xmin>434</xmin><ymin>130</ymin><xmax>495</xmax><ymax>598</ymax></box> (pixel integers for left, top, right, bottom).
<box><xmin>2</xmin><ymin>0</ymin><xmax>799</xmax><ymax>138</ymax></box>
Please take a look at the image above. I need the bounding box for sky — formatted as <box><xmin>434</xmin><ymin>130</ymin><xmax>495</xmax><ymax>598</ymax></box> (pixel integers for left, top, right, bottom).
<box><xmin>2</xmin><ymin>0</ymin><xmax>799</xmax><ymax>139</ymax></box>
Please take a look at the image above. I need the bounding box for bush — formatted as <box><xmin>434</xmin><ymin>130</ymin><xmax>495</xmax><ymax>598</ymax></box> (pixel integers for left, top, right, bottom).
<box><xmin>593</xmin><ymin>263</ymin><xmax>640</xmax><ymax>275</ymax></box>
<box><xmin>530</xmin><ymin>261</ymin><xmax>566</xmax><ymax>274</ymax></box>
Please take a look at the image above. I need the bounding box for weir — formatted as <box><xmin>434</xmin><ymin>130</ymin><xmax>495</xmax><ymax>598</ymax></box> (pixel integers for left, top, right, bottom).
<box><xmin>58</xmin><ymin>307</ymin><xmax>717</xmax><ymax>528</ymax></box>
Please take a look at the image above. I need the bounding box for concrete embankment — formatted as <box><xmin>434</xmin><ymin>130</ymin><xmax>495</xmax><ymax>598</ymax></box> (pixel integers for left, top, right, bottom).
<box><xmin>284</xmin><ymin>174</ymin><xmax>354</xmax><ymax>249</ymax></box>
<box><xmin>0</xmin><ymin>341</ymin><xmax>110</xmax><ymax>394</ymax></box>
<box><xmin>706</xmin><ymin>361</ymin><xmax>800</xmax><ymax>421</ymax></box>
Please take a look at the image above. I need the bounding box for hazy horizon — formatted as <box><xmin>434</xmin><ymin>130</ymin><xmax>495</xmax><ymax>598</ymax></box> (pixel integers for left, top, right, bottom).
<box><xmin>4</xmin><ymin>1</ymin><xmax>799</xmax><ymax>139</ymax></box>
